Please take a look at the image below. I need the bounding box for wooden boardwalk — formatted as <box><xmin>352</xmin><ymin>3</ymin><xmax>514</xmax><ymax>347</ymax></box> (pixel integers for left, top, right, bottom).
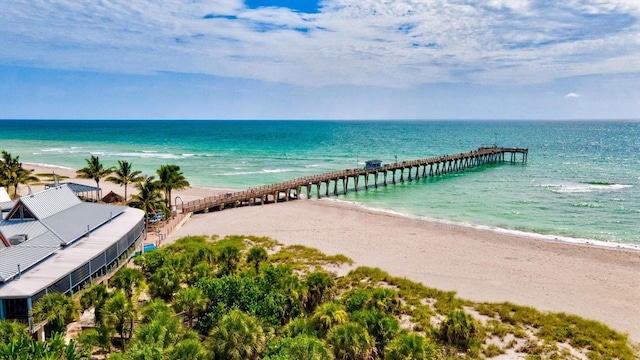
<box><xmin>181</xmin><ymin>146</ymin><xmax>528</xmax><ymax>214</ymax></box>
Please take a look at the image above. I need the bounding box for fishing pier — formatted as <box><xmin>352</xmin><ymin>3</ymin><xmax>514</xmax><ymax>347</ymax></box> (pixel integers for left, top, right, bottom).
<box><xmin>181</xmin><ymin>146</ymin><xmax>527</xmax><ymax>214</ymax></box>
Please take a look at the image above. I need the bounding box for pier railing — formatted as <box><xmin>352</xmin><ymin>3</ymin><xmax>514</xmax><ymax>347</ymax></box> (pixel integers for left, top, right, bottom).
<box><xmin>181</xmin><ymin>146</ymin><xmax>527</xmax><ymax>214</ymax></box>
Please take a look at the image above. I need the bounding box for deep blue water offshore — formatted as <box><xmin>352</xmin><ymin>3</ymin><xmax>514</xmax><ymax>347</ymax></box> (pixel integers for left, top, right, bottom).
<box><xmin>1</xmin><ymin>120</ymin><xmax>638</xmax><ymax>246</ymax></box>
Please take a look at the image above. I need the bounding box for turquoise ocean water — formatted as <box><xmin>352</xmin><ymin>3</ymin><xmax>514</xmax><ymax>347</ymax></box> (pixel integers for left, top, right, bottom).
<box><xmin>1</xmin><ymin>120</ymin><xmax>638</xmax><ymax>246</ymax></box>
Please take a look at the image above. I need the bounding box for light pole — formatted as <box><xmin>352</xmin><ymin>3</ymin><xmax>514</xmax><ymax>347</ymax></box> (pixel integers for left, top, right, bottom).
<box><xmin>395</xmin><ymin>155</ymin><xmax>397</xmax><ymax>164</ymax></box>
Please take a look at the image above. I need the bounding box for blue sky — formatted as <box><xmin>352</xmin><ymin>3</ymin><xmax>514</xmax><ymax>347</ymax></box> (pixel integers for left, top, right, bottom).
<box><xmin>1</xmin><ymin>0</ymin><xmax>639</xmax><ymax>120</ymax></box>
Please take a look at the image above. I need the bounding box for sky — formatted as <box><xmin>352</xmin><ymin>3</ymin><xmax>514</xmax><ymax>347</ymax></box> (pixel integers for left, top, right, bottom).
<box><xmin>1</xmin><ymin>0</ymin><xmax>639</xmax><ymax>120</ymax></box>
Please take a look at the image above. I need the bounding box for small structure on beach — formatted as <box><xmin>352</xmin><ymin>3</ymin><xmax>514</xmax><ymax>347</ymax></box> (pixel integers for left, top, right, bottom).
<box><xmin>102</xmin><ymin>191</ymin><xmax>124</xmax><ymax>204</ymax></box>
<box><xmin>45</xmin><ymin>182</ymin><xmax>101</xmax><ymax>201</ymax></box>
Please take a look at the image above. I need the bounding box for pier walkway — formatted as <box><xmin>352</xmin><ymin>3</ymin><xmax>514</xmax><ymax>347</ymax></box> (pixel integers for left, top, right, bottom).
<box><xmin>182</xmin><ymin>146</ymin><xmax>527</xmax><ymax>214</ymax></box>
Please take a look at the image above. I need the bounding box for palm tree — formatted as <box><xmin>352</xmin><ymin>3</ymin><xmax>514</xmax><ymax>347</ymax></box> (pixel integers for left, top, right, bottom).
<box><xmin>79</xmin><ymin>284</ymin><xmax>109</xmax><ymax>325</ymax></box>
<box><xmin>110</xmin><ymin>267</ymin><xmax>144</xmax><ymax>300</ymax></box>
<box><xmin>106</xmin><ymin>160</ymin><xmax>143</xmax><ymax>201</ymax></box>
<box><xmin>173</xmin><ymin>287</ymin><xmax>208</xmax><ymax>328</ymax></box>
<box><xmin>12</xmin><ymin>167</ymin><xmax>38</xmax><ymax>197</ymax></box>
<box><xmin>286</xmin><ymin>335</ymin><xmax>334</xmax><ymax>360</ymax></box>
<box><xmin>0</xmin><ymin>151</ymin><xmax>37</xmax><ymax>198</ymax></box>
<box><xmin>31</xmin><ymin>293</ymin><xmax>79</xmax><ymax>336</ymax></box>
<box><xmin>103</xmin><ymin>290</ymin><xmax>136</xmax><ymax>352</ymax></box>
<box><xmin>216</xmin><ymin>245</ymin><xmax>241</xmax><ymax>275</ymax></box>
<box><xmin>209</xmin><ymin>309</ymin><xmax>265</xmax><ymax>360</ymax></box>
<box><xmin>312</xmin><ymin>302</ymin><xmax>349</xmax><ymax>334</ymax></box>
<box><xmin>384</xmin><ymin>333</ymin><xmax>435</xmax><ymax>360</ymax></box>
<box><xmin>351</xmin><ymin>309</ymin><xmax>399</xmax><ymax>356</ymax></box>
<box><xmin>76</xmin><ymin>155</ymin><xmax>112</xmax><ymax>200</ymax></box>
<box><xmin>140</xmin><ymin>299</ymin><xmax>174</xmax><ymax>324</ymax></box>
<box><xmin>439</xmin><ymin>309</ymin><xmax>478</xmax><ymax>348</ymax></box>
<box><xmin>148</xmin><ymin>266</ymin><xmax>180</xmax><ymax>301</ymax></box>
<box><xmin>246</xmin><ymin>246</ymin><xmax>268</xmax><ymax>274</ymax></box>
<box><xmin>326</xmin><ymin>322</ymin><xmax>376</xmax><ymax>360</ymax></box>
<box><xmin>167</xmin><ymin>339</ymin><xmax>209</xmax><ymax>360</ymax></box>
<box><xmin>0</xmin><ymin>319</ymin><xmax>26</xmax><ymax>344</ymax></box>
<box><xmin>304</xmin><ymin>271</ymin><xmax>335</xmax><ymax>312</ymax></box>
<box><xmin>156</xmin><ymin>164</ymin><xmax>190</xmax><ymax>209</ymax></box>
<box><xmin>129</xmin><ymin>176</ymin><xmax>166</xmax><ymax>230</ymax></box>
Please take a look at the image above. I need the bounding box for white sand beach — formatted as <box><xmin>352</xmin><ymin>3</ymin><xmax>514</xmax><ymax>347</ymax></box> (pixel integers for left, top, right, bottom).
<box><xmin>20</xmin><ymin>163</ymin><xmax>640</xmax><ymax>343</ymax></box>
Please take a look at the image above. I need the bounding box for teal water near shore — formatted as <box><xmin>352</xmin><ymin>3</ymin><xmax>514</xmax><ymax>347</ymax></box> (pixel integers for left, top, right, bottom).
<box><xmin>1</xmin><ymin>120</ymin><xmax>638</xmax><ymax>245</ymax></box>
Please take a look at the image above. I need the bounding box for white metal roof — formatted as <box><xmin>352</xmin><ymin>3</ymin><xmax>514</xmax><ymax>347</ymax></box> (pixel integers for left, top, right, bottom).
<box><xmin>0</xmin><ymin>188</ymin><xmax>10</xmax><ymax>202</ymax></box>
<box><xmin>0</xmin><ymin>207</ymin><xmax>144</xmax><ymax>298</ymax></box>
<box><xmin>19</xmin><ymin>185</ymin><xmax>81</xmax><ymax>220</ymax></box>
<box><xmin>0</xmin><ymin>233</ymin><xmax>61</xmax><ymax>282</ymax></box>
<box><xmin>0</xmin><ymin>185</ymin><xmax>131</xmax><ymax>283</ymax></box>
<box><xmin>41</xmin><ymin>203</ymin><xmax>126</xmax><ymax>245</ymax></box>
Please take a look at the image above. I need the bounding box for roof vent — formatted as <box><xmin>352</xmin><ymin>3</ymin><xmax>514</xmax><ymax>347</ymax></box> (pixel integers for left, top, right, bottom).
<box><xmin>8</xmin><ymin>234</ymin><xmax>28</xmax><ymax>245</ymax></box>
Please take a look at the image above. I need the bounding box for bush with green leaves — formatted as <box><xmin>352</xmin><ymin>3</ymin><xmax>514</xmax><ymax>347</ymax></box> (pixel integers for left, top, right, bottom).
<box><xmin>439</xmin><ymin>310</ymin><xmax>478</xmax><ymax>348</ymax></box>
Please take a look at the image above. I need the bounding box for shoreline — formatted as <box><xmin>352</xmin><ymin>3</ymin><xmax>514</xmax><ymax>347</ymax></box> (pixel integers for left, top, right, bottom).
<box><xmin>23</xmin><ymin>161</ymin><xmax>640</xmax><ymax>252</ymax></box>
<box><xmin>321</xmin><ymin>198</ymin><xmax>640</xmax><ymax>252</ymax></box>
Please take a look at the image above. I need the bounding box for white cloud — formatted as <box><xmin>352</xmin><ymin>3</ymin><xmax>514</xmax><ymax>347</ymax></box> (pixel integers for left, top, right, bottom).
<box><xmin>565</xmin><ymin>92</ymin><xmax>582</xmax><ymax>98</ymax></box>
<box><xmin>0</xmin><ymin>0</ymin><xmax>639</xmax><ymax>87</ymax></box>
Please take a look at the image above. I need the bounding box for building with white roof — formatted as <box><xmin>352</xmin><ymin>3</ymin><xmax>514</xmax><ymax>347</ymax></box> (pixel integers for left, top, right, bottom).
<box><xmin>0</xmin><ymin>185</ymin><xmax>144</xmax><ymax>334</ymax></box>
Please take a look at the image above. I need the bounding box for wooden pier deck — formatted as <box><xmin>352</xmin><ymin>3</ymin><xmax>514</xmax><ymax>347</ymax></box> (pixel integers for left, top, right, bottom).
<box><xmin>181</xmin><ymin>146</ymin><xmax>528</xmax><ymax>214</ymax></box>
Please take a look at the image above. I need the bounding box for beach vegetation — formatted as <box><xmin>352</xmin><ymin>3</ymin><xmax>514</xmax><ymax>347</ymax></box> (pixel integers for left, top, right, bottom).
<box><xmin>110</xmin><ymin>267</ymin><xmax>144</xmax><ymax>300</ymax></box>
<box><xmin>79</xmin><ymin>284</ymin><xmax>109</xmax><ymax>325</ymax></box>
<box><xmin>209</xmin><ymin>309</ymin><xmax>266</xmax><ymax>360</ymax></box>
<box><xmin>25</xmin><ymin>234</ymin><xmax>637</xmax><ymax>360</ymax></box>
<box><xmin>106</xmin><ymin>160</ymin><xmax>143</xmax><ymax>201</ymax></box>
<box><xmin>156</xmin><ymin>164</ymin><xmax>190</xmax><ymax>209</ymax></box>
<box><xmin>0</xmin><ymin>150</ymin><xmax>38</xmax><ymax>198</ymax></box>
<box><xmin>129</xmin><ymin>175</ymin><xmax>166</xmax><ymax>229</ymax></box>
<box><xmin>247</xmin><ymin>246</ymin><xmax>269</xmax><ymax>274</ymax></box>
<box><xmin>325</xmin><ymin>322</ymin><xmax>376</xmax><ymax>360</ymax></box>
<box><xmin>31</xmin><ymin>292</ymin><xmax>79</xmax><ymax>337</ymax></box>
<box><xmin>439</xmin><ymin>309</ymin><xmax>478</xmax><ymax>348</ymax></box>
<box><xmin>384</xmin><ymin>332</ymin><xmax>435</xmax><ymax>360</ymax></box>
<box><xmin>76</xmin><ymin>155</ymin><xmax>112</xmax><ymax>199</ymax></box>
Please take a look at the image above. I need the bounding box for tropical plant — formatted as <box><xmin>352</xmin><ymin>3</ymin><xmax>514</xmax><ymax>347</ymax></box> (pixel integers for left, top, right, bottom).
<box><xmin>0</xmin><ymin>151</ymin><xmax>38</xmax><ymax>197</ymax></box>
<box><xmin>365</xmin><ymin>288</ymin><xmax>401</xmax><ymax>315</ymax></box>
<box><xmin>384</xmin><ymin>333</ymin><xmax>435</xmax><ymax>360</ymax></box>
<box><xmin>106</xmin><ymin>160</ymin><xmax>143</xmax><ymax>201</ymax></box>
<box><xmin>351</xmin><ymin>309</ymin><xmax>399</xmax><ymax>355</ymax></box>
<box><xmin>304</xmin><ymin>271</ymin><xmax>335</xmax><ymax>312</ymax></box>
<box><xmin>440</xmin><ymin>309</ymin><xmax>478</xmax><ymax>348</ymax></box>
<box><xmin>128</xmin><ymin>175</ymin><xmax>166</xmax><ymax>230</ymax></box>
<box><xmin>247</xmin><ymin>246</ymin><xmax>268</xmax><ymax>274</ymax></box>
<box><xmin>140</xmin><ymin>298</ymin><xmax>173</xmax><ymax>323</ymax></box>
<box><xmin>216</xmin><ymin>244</ymin><xmax>241</xmax><ymax>275</ymax></box>
<box><xmin>0</xmin><ymin>319</ymin><xmax>26</xmax><ymax>344</ymax></box>
<box><xmin>265</xmin><ymin>335</ymin><xmax>334</xmax><ymax>360</ymax></box>
<box><xmin>173</xmin><ymin>287</ymin><xmax>208</xmax><ymax>328</ymax></box>
<box><xmin>76</xmin><ymin>155</ymin><xmax>112</xmax><ymax>199</ymax></box>
<box><xmin>155</xmin><ymin>164</ymin><xmax>190</xmax><ymax>209</ymax></box>
<box><xmin>148</xmin><ymin>265</ymin><xmax>180</xmax><ymax>301</ymax></box>
<box><xmin>79</xmin><ymin>284</ymin><xmax>109</xmax><ymax>325</ymax></box>
<box><xmin>31</xmin><ymin>292</ymin><xmax>79</xmax><ymax>336</ymax></box>
<box><xmin>312</xmin><ymin>302</ymin><xmax>349</xmax><ymax>334</ymax></box>
<box><xmin>281</xmin><ymin>317</ymin><xmax>319</xmax><ymax>338</ymax></box>
<box><xmin>167</xmin><ymin>339</ymin><xmax>209</xmax><ymax>360</ymax></box>
<box><xmin>0</xmin><ymin>331</ymin><xmax>87</xmax><ymax>360</ymax></box>
<box><xmin>110</xmin><ymin>267</ymin><xmax>144</xmax><ymax>300</ymax></box>
<box><xmin>103</xmin><ymin>290</ymin><xmax>136</xmax><ymax>351</ymax></box>
<box><xmin>209</xmin><ymin>309</ymin><xmax>266</xmax><ymax>360</ymax></box>
<box><xmin>326</xmin><ymin>322</ymin><xmax>376</xmax><ymax>360</ymax></box>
